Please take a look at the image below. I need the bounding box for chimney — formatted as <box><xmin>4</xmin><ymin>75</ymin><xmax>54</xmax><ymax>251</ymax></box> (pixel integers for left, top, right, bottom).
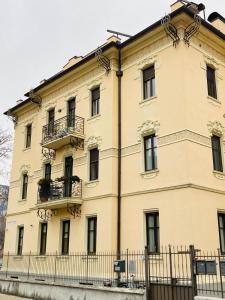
<box><xmin>171</xmin><ymin>1</ymin><xmax>184</xmax><ymax>12</ymax></box>
<box><xmin>208</xmin><ymin>12</ymin><xmax>225</xmax><ymax>35</ymax></box>
<box><xmin>106</xmin><ymin>35</ymin><xmax>121</xmax><ymax>44</ymax></box>
<box><xmin>63</xmin><ymin>56</ymin><xmax>83</xmax><ymax>70</ymax></box>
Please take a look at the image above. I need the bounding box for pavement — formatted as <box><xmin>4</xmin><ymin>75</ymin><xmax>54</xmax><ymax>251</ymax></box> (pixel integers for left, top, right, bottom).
<box><xmin>0</xmin><ymin>295</ymin><xmax>33</xmax><ymax>299</ymax></box>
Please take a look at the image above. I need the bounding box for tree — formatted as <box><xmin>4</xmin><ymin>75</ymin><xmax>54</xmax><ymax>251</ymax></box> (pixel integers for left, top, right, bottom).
<box><xmin>0</xmin><ymin>127</ymin><xmax>12</xmax><ymax>159</ymax></box>
<box><xmin>0</xmin><ymin>185</ymin><xmax>8</xmax><ymax>252</ymax></box>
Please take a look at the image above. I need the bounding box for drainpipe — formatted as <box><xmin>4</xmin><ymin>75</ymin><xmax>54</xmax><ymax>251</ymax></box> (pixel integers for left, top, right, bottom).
<box><xmin>116</xmin><ymin>46</ymin><xmax>123</xmax><ymax>258</ymax></box>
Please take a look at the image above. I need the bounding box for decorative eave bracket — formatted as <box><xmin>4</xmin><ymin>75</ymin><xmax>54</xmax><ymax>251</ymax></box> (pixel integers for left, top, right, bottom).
<box><xmin>184</xmin><ymin>14</ymin><xmax>201</xmax><ymax>46</ymax></box>
<box><xmin>95</xmin><ymin>48</ymin><xmax>111</xmax><ymax>74</ymax></box>
<box><xmin>29</xmin><ymin>89</ymin><xmax>42</xmax><ymax>107</ymax></box>
<box><xmin>161</xmin><ymin>15</ymin><xmax>180</xmax><ymax>47</ymax></box>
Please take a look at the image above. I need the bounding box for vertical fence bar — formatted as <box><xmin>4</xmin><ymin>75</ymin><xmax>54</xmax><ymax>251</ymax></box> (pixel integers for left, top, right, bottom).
<box><xmin>5</xmin><ymin>252</ymin><xmax>9</xmax><ymax>278</ymax></box>
<box><xmin>54</xmin><ymin>251</ymin><xmax>57</xmax><ymax>282</ymax></box>
<box><xmin>86</xmin><ymin>252</ymin><xmax>89</xmax><ymax>283</ymax></box>
<box><xmin>169</xmin><ymin>245</ymin><xmax>175</xmax><ymax>300</ymax></box>
<box><xmin>189</xmin><ymin>245</ymin><xmax>197</xmax><ymax>298</ymax></box>
<box><xmin>144</xmin><ymin>246</ymin><xmax>150</xmax><ymax>300</ymax></box>
<box><xmin>218</xmin><ymin>249</ymin><xmax>224</xmax><ymax>298</ymax></box>
<box><xmin>126</xmin><ymin>249</ymin><xmax>129</xmax><ymax>287</ymax></box>
<box><xmin>27</xmin><ymin>251</ymin><xmax>31</xmax><ymax>280</ymax></box>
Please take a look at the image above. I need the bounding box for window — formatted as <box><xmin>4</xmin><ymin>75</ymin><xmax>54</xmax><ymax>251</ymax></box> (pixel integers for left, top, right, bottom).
<box><xmin>22</xmin><ymin>174</ymin><xmax>28</xmax><ymax>200</ymax></box>
<box><xmin>67</xmin><ymin>98</ymin><xmax>75</xmax><ymax>127</ymax></box>
<box><xmin>44</xmin><ymin>163</ymin><xmax>51</xmax><ymax>180</ymax></box>
<box><xmin>25</xmin><ymin>124</ymin><xmax>32</xmax><ymax>148</ymax></box>
<box><xmin>40</xmin><ymin>223</ymin><xmax>48</xmax><ymax>255</ymax></box>
<box><xmin>64</xmin><ymin>156</ymin><xmax>73</xmax><ymax>197</ymax></box>
<box><xmin>143</xmin><ymin>66</ymin><xmax>156</xmax><ymax>99</ymax></box>
<box><xmin>61</xmin><ymin>220</ymin><xmax>70</xmax><ymax>255</ymax></box>
<box><xmin>87</xmin><ymin>217</ymin><xmax>97</xmax><ymax>254</ymax></box>
<box><xmin>91</xmin><ymin>87</ymin><xmax>100</xmax><ymax>116</ymax></box>
<box><xmin>48</xmin><ymin>109</ymin><xmax>55</xmax><ymax>135</ymax></box>
<box><xmin>144</xmin><ymin>135</ymin><xmax>157</xmax><ymax>171</ymax></box>
<box><xmin>211</xmin><ymin>135</ymin><xmax>223</xmax><ymax>172</ymax></box>
<box><xmin>218</xmin><ymin>214</ymin><xmax>225</xmax><ymax>253</ymax></box>
<box><xmin>207</xmin><ymin>66</ymin><xmax>217</xmax><ymax>99</ymax></box>
<box><xmin>17</xmin><ymin>226</ymin><xmax>24</xmax><ymax>255</ymax></box>
<box><xmin>146</xmin><ymin>212</ymin><xmax>160</xmax><ymax>253</ymax></box>
<box><xmin>90</xmin><ymin>148</ymin><xmax>99</xmax><ymax>181</ymax></box>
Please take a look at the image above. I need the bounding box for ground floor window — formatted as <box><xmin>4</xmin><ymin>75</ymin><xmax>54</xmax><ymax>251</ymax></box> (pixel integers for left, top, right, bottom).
<box><xmin>17</xmin><ymin>226</ymin><xmax>24</xmax><ymax>255</ymax></box>
<box><xmin>40</xmin><ymin>223</ymin><xmax>48</xmax><ymax>255</ymax></box>
<box><xmin>146</xmin><ymin>212</ymin><xmax>160</xmax><ymax>253</ymax></box>
<box><xmin>218</xmin><ymin>213</ymin><xmax>225</xmax><ymax>253</ymax></box>
<box><xmin>62</xmin><ymin>220</ymin><xmax>70</xmax><ymax>255</ymax></box>
<box><xmin>87</xmin><ymin>217</ymin><xmax>97</xmax><ymax>254</ymax></box>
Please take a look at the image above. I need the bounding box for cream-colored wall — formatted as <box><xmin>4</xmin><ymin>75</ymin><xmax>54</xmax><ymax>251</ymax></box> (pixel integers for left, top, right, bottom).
<box><xmin>4</xmin><ymin>11</ymin><xmax>225</xmax><ymax>254</ymax></box>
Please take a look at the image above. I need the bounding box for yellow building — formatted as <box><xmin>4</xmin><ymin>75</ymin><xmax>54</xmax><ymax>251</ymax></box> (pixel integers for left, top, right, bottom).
<box><xmin>3</xmin><ymin>1</ymin><xmax>225</xmax><ymax>256</ymax></box>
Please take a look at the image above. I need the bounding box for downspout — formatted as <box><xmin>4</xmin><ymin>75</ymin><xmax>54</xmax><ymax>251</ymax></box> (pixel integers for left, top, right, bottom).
<box><xmin>116</xmin><ymin>46</ymin><xmax>123</xmax><ymax>258</ymax></box>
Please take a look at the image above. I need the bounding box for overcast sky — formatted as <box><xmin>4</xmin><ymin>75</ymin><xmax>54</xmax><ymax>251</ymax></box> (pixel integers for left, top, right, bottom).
<box><xmin>0</xmin><ymin>0</ymin><xmax>224</xmax><ymax>184</ymax></box>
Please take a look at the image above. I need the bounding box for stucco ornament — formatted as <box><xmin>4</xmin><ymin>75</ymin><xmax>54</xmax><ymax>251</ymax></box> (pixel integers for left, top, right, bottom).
<box><xmin>137</xmin><ymin>120</ymin><xmax>160</xmax><ymax>142</ymax></box>
<box><xmin>207</xmin><ymin>121</ymin><xmax>225</xmax><ymax>138</ymax></box>
<box><xmin>20</xmin><ymin>164</ymin><xmax>31</xmax><ymax>174</ymax></box>
<box><xmin>85</xmin><ymin>136</ymin><xmax>102</xmax><ymax>152</ymax></box>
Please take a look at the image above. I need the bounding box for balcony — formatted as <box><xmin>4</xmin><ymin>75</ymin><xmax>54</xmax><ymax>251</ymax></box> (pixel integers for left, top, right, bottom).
<box><xmin>37</xmin><ymin>177</ymin><xmax>82</xmax><ymax>210</ymax></box>
<box><xmin>41</xmin><ymin>115</ymin><xmax>84</xmax><ymax>150</ymax></box>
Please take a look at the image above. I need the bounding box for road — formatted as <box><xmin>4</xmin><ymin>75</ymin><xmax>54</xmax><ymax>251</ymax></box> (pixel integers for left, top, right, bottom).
<box><xmin>0</xmin><ymin>295</ymin><xmax>32</xmax><ymax>299</ymax></box>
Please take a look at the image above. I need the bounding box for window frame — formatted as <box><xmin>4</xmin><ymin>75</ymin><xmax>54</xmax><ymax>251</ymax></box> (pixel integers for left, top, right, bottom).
<box><xmin>40</xmin><ymin>223</ymin><xmax>48</xmax><ymax>255</ymax></box>
<box><xmin>17</xmin><ymin>226</ymin><xmax>24</xmax><ymax>255</ymax></box>
<box><xmin>61</xmin><ymin>220</ymin><xmax>70</xmax><ymax>255</ymax></box>
<box><xmin>144</xmin><ymin>134</ymin><xmax>157</xmax><ymax>172</ymax></box>
<box><xmin>25</xmin><ymin>124</ymin><xmax>32</xmax><ymax>148</ymax></box>
<box><xmin>207</xmin><ymin>65</ymin><xmax>217</xmax><ymax>99</ymax></box>
<box><xmin>89</xmin><ymin>148</ymin><xmax>99</xmax><ymax>181</ymax></box>
<box><xmin>44</xmin><ymin>163</ymin><xmax>51</xmax><ymax>180</ymax></box>
<box><xmin>87</xmin><ymin>217</ymin><xmax>97</xmax><ymax>254</ymax></box>
<box><xmin>91</xmin><ymin>87</ymin><xmax>100</xmax><ymax>117</ymax></box>
<box><xmin>146</xmin><ymin>212</ymin><xmax>160</xmax><ymax>254</ymax></box>
<box><xmin>211</xmin><ymin>135</ymin><xmax>223</xmax><ymax>172</ymax></box>
<box><xmin>22</xmin><ymin>173</ymin><xmax>28</xmax><ymax>200</ymax></box>
<box><xmin>143</xmin><ymin>65</ymin><xmax>156</xmax><ymax>100</ymax></box>
<box><xmin>67</xmin><ymin>98</ymin><xmax>76</xmax><ymax>127</ymax></box>
<box><xmin>218</xmin><ymin>213</ymin><xmax>225</xmax><ymax>254</ymax></box>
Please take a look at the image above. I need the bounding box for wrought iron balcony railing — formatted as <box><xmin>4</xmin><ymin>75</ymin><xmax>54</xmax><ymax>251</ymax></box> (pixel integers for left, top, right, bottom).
<box><xmin>37</xmin><ymin>178</ymin><xmax>82</xmax><ymax>204</ymax></box>
<box><xmin>42</xmin><ymin>115</ymin><xmax>84</xmax><ymax>146</ymax></box>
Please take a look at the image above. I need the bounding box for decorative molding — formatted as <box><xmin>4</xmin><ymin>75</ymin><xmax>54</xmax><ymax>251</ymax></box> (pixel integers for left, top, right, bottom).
<box><xmin>137</xmin><ymin>120</ymin><xmax>160</xmax><ymax>142</ymax></box>
<box><xmin>213</xmin><ymin>171</ymin><xmax>225</xmax><ymax>180</ymax></box>
<box><xmin>207</xmin><ymin>121</ymin><xmax>225</xmax><ymax>138</ymax></box>
<box><xmin>137</xmin><ymin>55</ymin><xmax>157</xmax><ymax>70</ymax></box>
<box><xmin>19</xmin><ymin>164</ymin><xmax>31</xmax><ymax>174</ymax></box>
<box><xmin>141</xmin><ymin>169</ymin><xmax>159</xmax><ymax>179</ymax></box>
<box><xmin>85</xmin><ymin>180</ymin><xmax>99</xmax><ymax>188</ymax></box>
<box><xmin>101</xmin><ymin>148</ymin><xmax>118</xmax><ymax>159</ymax></box>
<box><xmin>87</xmin><ymin>77</ymin><xmax>103</xmax><ymax>90</ymax></box>
<box><xmin>204</xmin><ymin>54</ymin><xmax>220</xmax><ymax>68</ymax></box>
<box><xmin>85</xmin><ymin>136</ymin><xmax>102</xmax><ymax>152</ymax></box>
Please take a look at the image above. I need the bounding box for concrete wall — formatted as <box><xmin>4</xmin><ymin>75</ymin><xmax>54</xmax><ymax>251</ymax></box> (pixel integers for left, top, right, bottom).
<box><xmin>0</xmin><ymin>278</ymin><xmax>145</xmax><ymax>300</ymax></box>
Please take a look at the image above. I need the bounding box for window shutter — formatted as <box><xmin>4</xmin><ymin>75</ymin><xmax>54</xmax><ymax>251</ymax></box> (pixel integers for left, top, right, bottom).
<box><xmin>143</xmin><ymin>66</ymin><xmax>155</xmax><ymax>81</ymax></box>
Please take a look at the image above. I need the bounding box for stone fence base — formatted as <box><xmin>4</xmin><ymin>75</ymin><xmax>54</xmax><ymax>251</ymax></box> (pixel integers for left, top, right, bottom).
<box><xmin>0</xmin><ymin>278</ymin><xmax>145</xmax><ymax>300</ymax></box>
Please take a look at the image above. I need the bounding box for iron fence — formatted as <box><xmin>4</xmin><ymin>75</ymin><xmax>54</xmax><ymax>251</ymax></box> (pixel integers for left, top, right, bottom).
<box><xmin>1</xmin><ymin>247</ymin><xmax>225</xmax><ymax>299</ymax></box>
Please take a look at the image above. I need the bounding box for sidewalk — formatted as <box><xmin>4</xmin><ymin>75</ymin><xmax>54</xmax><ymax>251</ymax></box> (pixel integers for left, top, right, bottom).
<box><xmin>0</xmin><ymin>294</ymin><xmax>33</xmax><ymax>299</ymax></box>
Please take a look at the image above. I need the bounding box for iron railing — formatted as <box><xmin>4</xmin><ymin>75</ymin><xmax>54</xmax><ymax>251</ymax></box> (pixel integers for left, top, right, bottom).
<box><xmin>42</xmin><ymin>115</ymin><xmax>84</xmax><ymax>145</ymax></box>
<box><xmin>1</xmin><ymin>247</ymin><xmax>225</xmax><ymax>298</ymax></box>
<box><xmin>37</xmin><ymin>179</ymin><xmax>82</xmax><ymax>203</ymax></box>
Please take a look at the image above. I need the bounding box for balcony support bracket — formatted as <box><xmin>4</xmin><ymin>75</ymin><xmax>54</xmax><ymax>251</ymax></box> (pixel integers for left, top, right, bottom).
<box><xmin>37</xmin><ymin>208</ymin><xmax>57</xmax><ymax>221</ymax></box>
<box><xmin>161</xmin><ymin>15</ymin><xmax>180</xmax><ymax>47</ymax></box>
<box><xmin>184</xmin><ymin>14</ymin><xmax>201</xmax><ymax>46</ymax></box>
<box><xmin>42</xmin><ymin>147</ymin><xmax>56</xmax><ymax>160</ymax></box>
<box><xmin>70</xmin><ymin>137</ymin><xmax>84</xmax><ymax>150</ymax></box>
<box><xmin>67</xmin><ymin>204</ymin><xmax>81</xmax><ymax>218</ymax></box>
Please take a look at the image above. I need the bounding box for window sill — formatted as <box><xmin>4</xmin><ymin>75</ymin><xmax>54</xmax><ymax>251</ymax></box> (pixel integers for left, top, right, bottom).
<box><xmin>207</xmin><ymin>96</ymin><xmax>220</xmax><ymax>105</ymax></box>
<box><xmin>18</xmin><ymin>199</ymin><xmax>27</xmax><ymax>203</ymax></box>
<box><xmin>13</xmin><ymin>256</ymin><xmax>23</xmax><ymax>260</ymax></box>
<box><xmin>23</xmin><ymin>147</ymin><xmax>31</xmax><ymax>152</ymax></box>
<box><xmin>213</xmin><ymin>170</ymin><xmax>225</xmax><ymax>180</ymax></box>
<box><xmin>141</xmin><ymin>169</ymin><xmax>159</xmax><ymax>179</ymax></box>
<box><xmin>139</xmin><ymin>96</ymin><xmax>157</xmax><ymax>106</ymax></box>
<box><xmin>87</xmin><ymin>114</ymin><xmax>101</xmax><ymax>122</ymax></box>
<box><xmin>85</xmin><ymin>180</ymin><xmax>99</xmax><ymax>187</ymax></box>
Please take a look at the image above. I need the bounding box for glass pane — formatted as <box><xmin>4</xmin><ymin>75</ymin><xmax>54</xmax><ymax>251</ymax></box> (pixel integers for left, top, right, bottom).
<box><xmin>151</xmin><ymin>78</ymin><xmax>156</xmax><ymax>97</ymax></box>
<box><xmin>89</xmin><ymin>232</ymin><xmax>94</xmax><ymax>252</ymax></box>
<box><xmin>148</xmin><ymin>215</ymin><xmax>155</xmax><ymax>227</ymax></box>
<box><xmin>219</xmin><ymin>216</ymin><xmax>224</xmax><ymax>228</ymax></box>
<box><xmin>220</xmin><ymin>229</ymin><xmax>225</xmax><ymax>252</ymax></box>
<box><xmin>145</xmin><ymin>150</ymin><xmax>153</xmax><ymax>170</ymax></box>
<box><xmin>149</xmin><ymin>229</ymin><xmax>155</xmax><ymax>252</ymax></box>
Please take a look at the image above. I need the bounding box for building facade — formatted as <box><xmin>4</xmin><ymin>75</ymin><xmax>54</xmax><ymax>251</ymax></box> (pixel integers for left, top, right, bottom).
<box><xmin>3</xmin><ymin>2</ymin><xmax>225</xmax><ymax>256</ymax></box>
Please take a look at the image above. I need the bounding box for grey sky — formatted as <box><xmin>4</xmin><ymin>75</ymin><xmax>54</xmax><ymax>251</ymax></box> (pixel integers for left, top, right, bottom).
<box><xmin>0</xmin><ymin>0</ymin><xmax>224</xmax><ymax>184</ymax></box>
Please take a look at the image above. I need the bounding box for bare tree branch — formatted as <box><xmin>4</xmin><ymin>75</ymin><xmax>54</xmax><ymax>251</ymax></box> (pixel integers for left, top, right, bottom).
<box><xmin>0</xmin><ymin>128</ymin><xmax>12</xmax><ymax>159</ymax></box>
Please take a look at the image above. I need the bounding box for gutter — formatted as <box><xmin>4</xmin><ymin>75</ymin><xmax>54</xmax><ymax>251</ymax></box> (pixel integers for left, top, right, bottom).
<box><xmin>116</xmin><ymin>47</ymin><xmax>123</xmax><ymax>258</ymax></box>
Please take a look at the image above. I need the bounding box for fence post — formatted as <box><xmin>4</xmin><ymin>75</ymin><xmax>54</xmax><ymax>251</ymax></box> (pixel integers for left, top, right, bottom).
<box><xmin>169</xmin><ymin>245</ymin><xmax>175</xmax><ymax>300</ymax></box>
<box><xmin>189</xmin><ymin>245</ymin><xmax>197</xmax><ymax>298</ymax></box>
<box><xmin>126</xmin><ymin>249</ymin><xmax>129</xmax><ymax>287</ymax></box>
<box><xmin>144</xmin><ymin>246</ymin><xmax>150</xmax><ymax>300</ymax></box>
<box><xmin>218</xmin><ymin>248</ymin><xmax>224</xmax><ymax>298</ymax></box>
<box><xmin>6</xmin><ymin>252</ymin><xmax>9</xmax><ymax>278</ymax></box>
<box><xmin>54</xmin><ymin>251</ymin><xmax>57</xmax><ymax>282</ymax></box>
<box><xmin>86</xmin><ymin>252</ymin><xmax>89</xmax><ymax>283</ymax></box>
<box><xmin>27</xmin><ymin>251</ymin><xmax>31</xmax><ymax>280</ymax></box>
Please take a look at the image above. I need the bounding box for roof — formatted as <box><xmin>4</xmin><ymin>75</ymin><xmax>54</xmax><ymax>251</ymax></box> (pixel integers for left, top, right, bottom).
<box><xmin>4</xmin><ymin>5</ymin><xmax>225</xmax><ymax>116</ymax></box>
